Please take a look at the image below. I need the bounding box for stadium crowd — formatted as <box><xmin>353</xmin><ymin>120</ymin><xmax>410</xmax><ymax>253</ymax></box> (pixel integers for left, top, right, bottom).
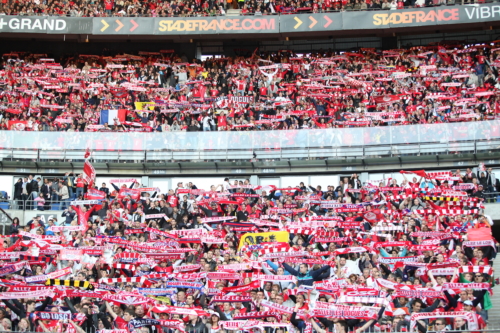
<box><xmin>0</xmin><ymin>0</ymin><xmax>490</xmax><ymax>17</ymax></box>
<box><xmin>0</xmin><ymin>165</ymin><xmax>498</xmax><ymax>333</ymax></box>
<box><xmin>0</xmin><ymin>42</ymin><xmax>498</xmax><ymax>133</ymax></box>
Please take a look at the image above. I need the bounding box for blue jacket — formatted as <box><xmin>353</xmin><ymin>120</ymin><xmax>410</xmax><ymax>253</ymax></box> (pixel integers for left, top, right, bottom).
<box><xmin>282</xmin><ymin>263</ymin><xmax>330</xmax><ymax>286</ymax></box>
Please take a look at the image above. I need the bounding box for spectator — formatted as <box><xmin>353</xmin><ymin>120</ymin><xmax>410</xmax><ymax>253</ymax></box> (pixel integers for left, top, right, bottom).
<box><xmin>34</xmin><ymin>193</ymin><xmax>45</xmax><ymax>211</ymax></box>
<box><xmin>0</xmin><ymin>167</ymin><xmax>496</xmax><ymax>333</ymax></box>
<box><xmin>58</xmin><ymin>181</ymin><xmax>70</xmax><ymax>210</ymax></box>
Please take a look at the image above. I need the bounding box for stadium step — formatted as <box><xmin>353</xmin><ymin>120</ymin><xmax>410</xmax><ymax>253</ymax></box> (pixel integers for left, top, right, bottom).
<box><xmin>488</xmin><ymin>257</ymin><xmax>500</xmax><ymax>328</ymax></box>
<box><xmin>226</xmin><ymin>9</ymin><xmax>241</xmax><ymax>16</ymax></box>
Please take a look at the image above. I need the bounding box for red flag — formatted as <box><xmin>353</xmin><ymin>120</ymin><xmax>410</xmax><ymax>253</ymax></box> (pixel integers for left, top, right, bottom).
<box><xmin>84</xmin><ymin>148</ymin><xmax>91</xmax><ymax>159</ymax></box>
<box><xmin>85</xmin><ymin>188</ymin><xmax>106</xmax><ymax>200</ymax></box>
<box><xmin>373</xmin><ymin>95</ymin><xmax>401</xmax><ymax>104</ymax></box>
<box><xmin>467</xmin><ymin>228</ymin><xmax>492</xmax><ymax>241</ymax></box>
<box><xmin>8</xmin><ymin>120</ymin><xmax>28</xmax><ymax>130</ymax></box>
<box><xmin>117</xmin><ymin>188</ymin><xmax>141</xmax><ymax>200</ymax></box>
<box><xmin>400</xmin><ymin>170</ymin><xmax>428</xmax><ymax>179</ymax></box>
<box><xmin>83</xmin><ymin>160</ymin><xmax>96</xmax><ymax>188</ymax></box>
<box><xmin>364</xmin><ymin>209</ymin><xmax>383</xmax><ymax>224</ymax></box>
<box><xmin>6</xmin><ymin>108</ymin><xmax>22</xmax><ymax>115</ymax></box>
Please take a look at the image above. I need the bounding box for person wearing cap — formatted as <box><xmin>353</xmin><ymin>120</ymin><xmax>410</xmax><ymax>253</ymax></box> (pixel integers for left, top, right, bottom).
<box><xmin>472</xmin><ymin>184</ymin><xmax>486</xmax><ymax>200</ymax></box>
<box><xmin>205</xmin><ymin>310</ymin><xmax>222</xmax><ymax>331</ymax></box>
<box><xmin>462</xmin><ymin>300</ymin><xmax>488</xmax><ymax>329</ymax></box>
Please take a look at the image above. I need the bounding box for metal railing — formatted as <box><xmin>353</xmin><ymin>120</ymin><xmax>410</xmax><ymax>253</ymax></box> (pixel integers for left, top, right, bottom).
<box><xmin>0</xmin><ymin>121</ymin><xmax>499</xmax><ymax>163</ymax></box>
<box><xmin>0</xmin><ymin>138</ymin><xmax>498</xmax><ymax>164</ymax></box>
<box><xmin>0</xmin><ymin>193</ymin><xmax>499</xmax><ymax>212</ymax></box>
<box><xmin>0</xmin><ymin>199</ymin><xmax>71</xmax><ymax>211</ymax></box>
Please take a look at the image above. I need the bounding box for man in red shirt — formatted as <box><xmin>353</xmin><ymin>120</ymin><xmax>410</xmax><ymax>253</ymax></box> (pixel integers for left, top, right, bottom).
<box><xmin>105</xmin><ymin>0</ymin><xmax>114</xmax><ymax>15</ymax></box>
<box><xmin>76</xmin><ymin>174</ymin><xmax>85</xmax><ymax>198</ymax></box>
<box><xmin>106</xmin><ymin>301</ymin><xmax>136</xmax><ymax>331</ymax></box>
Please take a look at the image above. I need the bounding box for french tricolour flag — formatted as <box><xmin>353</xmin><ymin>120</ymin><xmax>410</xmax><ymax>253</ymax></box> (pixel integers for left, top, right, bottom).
<box><xmin>100</xmin><ymin>109</ymin><xmax>126</xmax><ymax>125</ymax></box>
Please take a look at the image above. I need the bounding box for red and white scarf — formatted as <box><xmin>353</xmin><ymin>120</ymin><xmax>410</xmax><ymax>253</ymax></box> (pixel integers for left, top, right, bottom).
<box><xmin>443</xmin><ymin>282</ymin><xmax>490</xmax><ymax>290</ymax></box>
<box><xmin>99</xmin><ymin>277</ymin><xmax>146</xmax><ymax>284</ymax></box>
<box><xmin>0</xmin><ymin>289</ymin><xmax>55</xmax><ymax>299</ymax></box>
<box><xmin>458</xmin><ymin>266</ymin><xmax>493</xmax><ymax>275</ymax></box>
<box><xmin>260</xmin><ymin>300</ymin><xmax>294</xmax><ymax>314</ymax></box>
<box><xmin>209</xmin><ymin>295</ymin><xmax>253</xmax><ymax>304</ymax></box>
<box><xmin>463</xmin><ymin>240</ymin><xmax>497</xmax><ymax>251</ymax></box>
<box><xmin>410</xmin><ymin>311</ymin><xmax>478</xmax><ymax>331</ymax></box>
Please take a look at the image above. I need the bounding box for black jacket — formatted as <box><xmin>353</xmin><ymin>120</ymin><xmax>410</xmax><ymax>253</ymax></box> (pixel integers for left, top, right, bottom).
<box><xmin>62</xmin><ymin>210</ymin><xmax>76</xmax><ymax>225</ymax></box>
<box><xmin>237</xmin><ymin>210</ymin><xmax>249</xmax><ymax>222</ymax></box>
<box><xmin>14</xmin><ymin>181</ymin><xmax>22</xmax><ymax>198</ymax></box>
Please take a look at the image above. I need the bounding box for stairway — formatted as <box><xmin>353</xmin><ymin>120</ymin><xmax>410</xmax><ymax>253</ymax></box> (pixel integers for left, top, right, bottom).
<box><xmin>487</xmin><ymin>257</ymin><xmax>500</xmax><ymax>328</ymax></box>
<box><xmin>226</xmin><ymin>9</ymin><xmax>241</xmax><ymax>16</ymax></box>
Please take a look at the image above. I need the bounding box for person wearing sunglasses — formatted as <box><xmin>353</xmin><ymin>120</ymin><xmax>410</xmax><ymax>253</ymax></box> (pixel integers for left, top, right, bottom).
<box><xmin>433</xmin><ymin>319</ymin><xmax>448</xmax><ymax>332</ymax></box>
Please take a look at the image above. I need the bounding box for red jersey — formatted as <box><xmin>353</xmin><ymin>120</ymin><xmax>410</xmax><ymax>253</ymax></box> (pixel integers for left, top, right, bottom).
<box><xmin>167</xmin><ymin>195</ymin><xmax>178</xmax><ymax>207</ymax></box>
<box><xmin>236</xmin><ymin>80</ymin><xmax>246</xmax><ymax>91</ymax></box>
<box><xmin>114</xmin><ymin>317</ymin><xmax>129</xmax><ymax>330</ymax></box>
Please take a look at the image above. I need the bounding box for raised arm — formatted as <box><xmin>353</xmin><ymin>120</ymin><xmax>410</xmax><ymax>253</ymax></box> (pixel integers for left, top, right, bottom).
<box><xmin>309</xmin><ymin>318</ymin><xmax>326</xmax><ymax>333</ymax></box>
<box><xmin>105</xmin><ymin>301</ymin><xmax>118</xmax><ymax>320</ymax></box>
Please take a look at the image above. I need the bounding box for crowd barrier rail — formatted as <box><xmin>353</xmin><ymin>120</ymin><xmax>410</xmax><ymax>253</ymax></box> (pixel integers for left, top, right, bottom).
<box><xmin>0</xmin><ymin>121</ymin><xmax>499</xmax><ymax>164</ymax></box>
<box><xmin>0</xmin><ymin>120</ymin><xmax>498</xmax><ymax>150</ymax></box>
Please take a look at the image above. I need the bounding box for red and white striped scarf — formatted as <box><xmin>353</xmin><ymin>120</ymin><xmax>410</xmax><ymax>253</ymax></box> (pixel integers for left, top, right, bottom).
<box><xmin>98</xmin><ymin>277</ymin><xmax>146</xmax><ymax>284</ymax></box>
<box><xmin>449</xmin><ymin>201</ymin><xmax>484</xmax><ymax>209</ymax></box>
<box><xmin>458</xmin><ymin>266</ymin><xmax>493</xmax><ymax>275</ymax></box>
<box><xmin>371</xmin><ymin>225</ymin><xmax>404</xmax><ymax>232</ymax></box>
<box><xmin>337</xmin><ymin>295</ymin><xmax>390</xmax><ymax>307</ymax></box>
<box><xmin>285</xmin><ymin>227</ymin><xmax>317</xmax><ymax>235</ymax></box>
<box><xmin>112</xmin><ymin>263</ymin><xmax>136</xmax><ymax>271</ymax></box>
<box><xmin>410</xmin><ymin>311</ymin><xmax>478</xmax><ymax>331</ymax></box>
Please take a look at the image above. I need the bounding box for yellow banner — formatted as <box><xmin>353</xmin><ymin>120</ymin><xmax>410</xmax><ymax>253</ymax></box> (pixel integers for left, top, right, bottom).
<box><xmin>150</xmin><ymin>296</ymin><xmax>171</xmax><ymax>304</ymax></box>
<box><xmin>238</xmin><ymin>231</ymin><xmax>289</xmax><ymax>250</ymax></box>
<box><xmin>134</xmin><ymin>102</ymin><xmax>155</xmax><ymax>111</ymax></box>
